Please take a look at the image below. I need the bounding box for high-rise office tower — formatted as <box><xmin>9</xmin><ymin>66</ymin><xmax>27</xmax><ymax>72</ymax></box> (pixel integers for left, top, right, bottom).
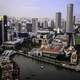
<box><xmin>38</xmin><ymin>22</ymin><xmax>41</xmax><ymax>29</ymax></box>
<box><xmin>21</xmin><ymin>22</ymin><xmax>27</xmax><ymax>33</ymax></box>
<box><xmin>51</xmin><ymin>20</ymin><xmax>54</xmax><ymax>29</ymax></box>
<box><xmin>26</xmin><ymin>22</ymin><xmax>32</xmax><ymax>32</ymax></box>
<box><xmin>43</xmin><ymin>19</ymin><xmax>48</xmax><ymax>29</ymax></box>
<box><xmin>0</xmin><ymin>15</ymin><xmax>8</xmax><ymax>45</ymax></box>
<box><xmin>32</xmin><ymin>18</ymin><xmax>38</xmax><ymax>35</ymax></box>
<box><xmin>18</xmin><ymin>23</ymin><xmax>22</xmax><ymax>33</ymax></box>
<box><xmin>66</xmin><ymin>4</ymin><xmax>75</xmax><ymax>46</ymax></box>
<box><xmin>66</xmin><ymin>4</ymin><xmax>74</xmax><ymax>33</ymax></box>
<box><xmin>55</xmin><ymin>12</ymin><xmax>61</xmax><ymax>29</ymax></box>
<box><xmin>3</xmin><ymin>15</ymin><xmax>8</xmax><ymax>42</ymax></box>
<box><xmin>0</xmin><ymin>20</ymin><xmax>2</xmax><ymax>45</ymax></box>
<box><xmin>38</xmin><ymin>21</ymin><xmax>43</xmax><ymax>29</ymax></box>
<box><xmin>61</xmin><ymin>20</ymin><xmax>66</xmax><ymax>33</ymax></box>
<box><xmin>38</xmin><ymin>20</ymin><xmax>44</xmax><ymax>29</ymax></box>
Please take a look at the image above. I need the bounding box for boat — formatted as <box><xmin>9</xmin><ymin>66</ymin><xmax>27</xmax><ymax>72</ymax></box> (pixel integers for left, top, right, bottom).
<box><xmin>40</xmin><ymin>65</ymin><xmax>44</xmax><ymax>69</ymax></box>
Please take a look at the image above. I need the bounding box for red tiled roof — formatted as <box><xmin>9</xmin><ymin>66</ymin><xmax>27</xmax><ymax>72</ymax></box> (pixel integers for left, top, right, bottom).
<box><xmin>40</xmin><ymin>46</ymin><xmax>62</xmax><ymax>54</ymax></box>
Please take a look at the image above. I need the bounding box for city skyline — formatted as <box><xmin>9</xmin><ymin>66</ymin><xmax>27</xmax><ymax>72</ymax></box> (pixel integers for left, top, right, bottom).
<box><xmin>0</xmin><ymin>0</ymin><xmax>80</xmax><ymax>19</ymax></box>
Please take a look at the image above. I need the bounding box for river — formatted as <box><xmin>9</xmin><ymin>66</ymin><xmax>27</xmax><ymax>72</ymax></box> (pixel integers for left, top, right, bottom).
<box><xmin>12</xmin><ymin>54</ymin><xmax>80</xmax><ymax>80</ymax></box>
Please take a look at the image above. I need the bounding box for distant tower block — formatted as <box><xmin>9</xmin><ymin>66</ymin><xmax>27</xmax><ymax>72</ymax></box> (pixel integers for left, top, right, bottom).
<box><xmin>66</xmin><ymin>4</ymin><xmax>74</xmax><ymax>33</ymax></box>
<box><xmin>51</xmin><ymin>20</ymin><xmax>54</xmax><ymax>29</ymax></box>
<box><xmin>43</xmin><ymin>19</ymin><xmax>48</xmax><ymax>29</ymax></box>
<box><xmin>56</xmin><ymin>12</ymin><xmax>61</xmax><ymax>29</ymax></box>
<box><xmin>62</xmin><ymin>20</ymin><xmax>66</xmax><ymax>32</ymax></box>
<box><xmin>32</xmin><ymin>18</ymin><xmax>38</xmax><ymax>35</ymax></box>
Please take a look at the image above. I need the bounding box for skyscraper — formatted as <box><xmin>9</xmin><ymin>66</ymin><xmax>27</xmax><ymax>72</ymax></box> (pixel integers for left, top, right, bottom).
<box><xmin>66</xmin><ymin>4</ymin><xmax>75</xmax><ymax>46</ymax></box>
<box><xmin>55</xmin><ymin>12</ymin><xmax>61</xmax><ymax>29</ymax></box>
<box><xmin>61</xmin><ymin>20</ymin><xmax>66</xmax><ymax>33</ymax></box>
<box><xmin>0</xmin><ymin>20</ymin><xmax>2</xmax><ymax>45</ymax></box>
<box><xmin>43</xmin><ymin>19</ymin><xmax>48</xmax><ymax>29</ymax></box>
<box><xmin>32</xmin><ymin>18</ymin><xmax>38</xmax><ymax>35</ymax></box>
<box><xmin>66</xmin><ymin>4</ymin><xmax>74</xmax><ymax>33</ymax></box>
<box><xmin>18</xmin><ymin>23</ymin><xmax>22</xmax><ymax>33</ymax></box>
<box><xmin>51</xmin><ymin>20</ymin><xmax>54</xmax><ymax>29</ymax></box>
<box><xmin>3</xmin><ymin>15</ymin><xmax>8</xmax><ymax>41</ymax></box>
<box><xmin>0</xmin><ymin>15</ymin><xmax>8</xmax><ymax>45</ymax></box>
<box><xmin>26</xmin><ymin>22</ymin><xmax>32</xmax><ymax>32</ymax></box>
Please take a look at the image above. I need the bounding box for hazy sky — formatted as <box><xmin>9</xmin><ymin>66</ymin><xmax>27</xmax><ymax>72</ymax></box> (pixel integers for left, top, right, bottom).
<box><xmin>0</xmin><ymin>0</ymin><xmax>80</xmax><ymax>18</ymax></box>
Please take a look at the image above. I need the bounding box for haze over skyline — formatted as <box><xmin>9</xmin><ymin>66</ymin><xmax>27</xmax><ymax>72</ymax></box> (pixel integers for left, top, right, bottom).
<box><xmin>0</xmin><ymin>0</ymin><xmax>80</xmax><ymax>18</ymax></box>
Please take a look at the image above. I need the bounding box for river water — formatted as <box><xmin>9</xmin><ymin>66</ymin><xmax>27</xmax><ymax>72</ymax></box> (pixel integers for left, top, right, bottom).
<box><xmin>13</xmin><ymin>54</ymin><xmax>80</xmax><ymax>80</ymax></box>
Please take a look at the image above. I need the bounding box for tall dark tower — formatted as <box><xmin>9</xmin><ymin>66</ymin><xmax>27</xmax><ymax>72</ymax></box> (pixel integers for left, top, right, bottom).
<box><xmin>0</xmin><ymin>20</ymin><xmax>2</xmax><ymax>45</ymax></box>
<box><xmin>56</xmin><ymin>12</ymin><xmax>61</xmax><ymax>29</ymax></box>
<box><xmin>51</xmin><ymin>20</ymin><xmax>54</xmax><ymax>29</ymax></box>
<box><xmin>3</xmin><ymin>15</ymin><xmax>8</xmax><ymax>41</ymax></box>
<box><xmin>0</xmin><ymin>15</ymin><xmax>8</xmax><ymax>45</ymax></box>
